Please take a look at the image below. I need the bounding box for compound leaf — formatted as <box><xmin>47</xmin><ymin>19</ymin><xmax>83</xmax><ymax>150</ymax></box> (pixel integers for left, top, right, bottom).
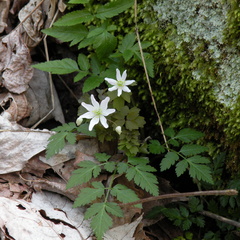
<box><xmin>180</xmin><ymin>144</ymin><xmax>208</xmax><ymax>156</ymax></box>
<box><xmin>83</xmin><ymin>75</ymin><xmax>104</xmax><ymax>93</ymax></box>
<box><xmin>176</xmin><ymin>159</ymin><xmax>188</xmax><ymax>177</ymax></box>
<box><xmin>95</xmin><ymin>153</ymin><xmax>111</xmax><ymax>162</ymax></box>
<box><xmin>148</xmin><ymin>139</ymin><xmax>165</xmax><ymax>154</ymax></box>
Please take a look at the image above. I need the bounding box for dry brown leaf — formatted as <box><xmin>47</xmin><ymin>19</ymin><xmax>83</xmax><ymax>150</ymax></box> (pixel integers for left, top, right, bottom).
<box><xmin>0</xmin><ymin>92</ymin><xmax>31</xmax><ymax>122</ymax></box>
<box><xmin>0</xmin><ymin>0</ymin><xmax>10</xmax><ymax>33</ymax></box>
<box><xmin>0</xmin><ymin>28</ymin><xmax>33</xmax><ymax>94</ymax></box>
<box><xmin>10</xmin><ymin>0</ymin><xmax>30</xmax><ymax>15</ymax></box>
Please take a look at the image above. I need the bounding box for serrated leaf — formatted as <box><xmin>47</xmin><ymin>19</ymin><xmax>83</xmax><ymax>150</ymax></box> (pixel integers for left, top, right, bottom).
<box><xmin>73</xmin><ymin>182</ymin><xmax>105</xmax><ymax>207</ymax></box>
<box><xmin>168</xmin><ymin>139</ymin><xmax>180</xmax><ymax>147</ymax></box>
<box><xmin>73</xmin><ymin>71</ymin><xmax>88</xmax><ymax>82</ymax></box>
<box><xmin>117</xmin><ymin>162</ymin><xmax>128</xmax><ymax>174</ymax></box>
<box><xmin>160</xmin><ymin>152</ymin><xmax>179</xmax><ymax>171</ymax></box>
<box><xmin>87</xmin><ymin>27</ymin><xmax>105</xmax><ymax>38</ymax></box>
<box><xmin>96</xmin><ymin>0</ymin><xmax>134</xmax><ymax>19</ymax></box>
<box><xmin>42</xmin><ymin>24</ymin><xmax>88</xmax><ymax>46</ymax></box>
<box><xmin>175</xmin><ymin>159</ymin><xmax>188</xmax><ymax>177</ymax></box>
<box><xmin>78</xmin><ymin>54</ymin><xmax>90</xmax><ymax>71</ymax></box>
<box><xmin>193</xmin><ymin>216</ymin><xmax>205</xmax><ymax>228</ymax></box>
<box><xmin>95</xmin><ymin>153</ymin><xmax>111</xmax><ymax>162</ymax></box>
<box><xmin>180</xmin><ymin>144</ymin><xmax>208</xmax><ymax>156</ymax></box>
<box><xmin>33</xmin><ymin>58</ymin><xmax>79</xmax><ymax>74</ymax></box>
<box><xmin>165</xmin><ymin>128</ymin><xmax>175</xmax><ymax>138</ymax></box>
<box><xmin>104</xmin><ymin>162</ymin><xmax>116</xmax><ymax>172</ymax></box>
<box><xmin>66</xmin><ymin>161</ymin><xmax>101</xmax><ymax>188</ymax></box>
<box><xmin>144</xmin><ymin>53</ymin><xmax>154</xmax><ymax>77</ymax></box>
<box><xmin>94</xmin><ymin>31</ymin><xmax>117</xmax><ymax>59</ymax></box>
<box><xmin>83</xmin><ymin>75</ymin><xmax>104</xmax><ymax>92</ymax></box>
<box><xmin>65</xmin><ymin>132</ymin><xmax>76</xmax><ymax>145</ymax></box>
<box><xmin>77</xmin><ymin>123</ymin><xmax>96</xmax><ymax>137</ymax></box>
<box><xmin>123</xmin><ymin>49</ymin><xmax>134</xmax><ymax>62</ymax></box>
<box><xmin>148</xmin><ymin>140</ymin><xmax>165</xmax><ymax>154</ymax></box>
<box><xmin>69</xmin><ymin>0</ymin><xmax>89</xmax><ymax>3</ymax></box>
<box><xmin>52</xmin><ymin>122</ymin><xmax>76</xmax><ymax>132</ymax></box>
<box><xmin>188</xmin><ymin>161</ymin><xmax>213</xmax><ymax>184</ymax></box>
<box><xmin>46</xmin><ymin>132</ymin><xmax>68</xmax><ymax>159</ymax></box>
<box><xmin>188</xmin><ymin>197</ymin><xmax>203</xmax><ymax>213</ymax></box>
<box><xmin>175</xmin><ymin>128</ymin><xmax>204</xmax><ymax>143</ymax></box>
<box><xmin>85</xmin><ymin>203</ymin><xmax>112</xmax><ymax>240</ymax></box>
<box><xmin>54</xmin><ymin>10</ymin><xmax>94</xmax><ymax>26</ymax></box>
<box><xmin>119</xmin><ymin>33</ymin><xmax>135</xmax><ymax>53</ymax></box>
<box><xmin>111</xmin><ymin>184</ymin><xmax>141</xmax><ymax>208</ymax></box>
<box><xmin>128</xmin><ymin>156</ymin><xmax>149</xmax><ymax>165</ymax></box>
<box><xmin>182</xmin><ymin>219</ymin><xmax>192</xmax><ymax>231</ymax></box>
<box><xmin>105</xmin><ymin>202</ymin><xmax>123</xmax><ymax>217</ymax></box>
<box><xmin>126</xmin><ymin>166</ymin><xmax>159</xmax><ymax>196</ymax></box>
<box><xmin>187</xmin><ymin>155</ymin><xmax>210</xmax><ymax>164</ymax></box>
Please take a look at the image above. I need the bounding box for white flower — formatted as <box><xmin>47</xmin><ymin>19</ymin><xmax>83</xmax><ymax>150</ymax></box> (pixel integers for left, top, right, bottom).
<box><xmin>79</xmin><ymin>94</ymin><xmax>115</xmax><ymax>131</ymax></box>
<box><xmin>115</xmin><ymin>126</ymin><xmax>122</xmax><ymax>135</ymax></box>
<box><xmin>105</xmin><ymin>68</ymin><xmax>135</xmax><ymax>97</ymax></box>
<box><xmin>76</xmin><ymin>116</ymin><xmax>83</xmax><ymax>126</ymax></box>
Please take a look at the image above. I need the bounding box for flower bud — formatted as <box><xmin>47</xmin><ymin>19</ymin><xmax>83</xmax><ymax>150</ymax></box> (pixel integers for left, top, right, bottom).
<box><xmin>115</xmin><ymin>126</ymin><xmax>122</xmax><ymax>135</ymax></box>
<box><xmin>76</xmin><ymin>116</ymin><xmax>83</xmax><ymax>126</ymax></box>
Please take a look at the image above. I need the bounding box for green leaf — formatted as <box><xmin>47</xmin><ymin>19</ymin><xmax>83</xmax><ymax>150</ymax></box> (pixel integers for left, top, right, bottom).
<box><xmin>117</xmin><ymin>162</ymin><xmax>129</xmax><ymax>174</ymax></box>
<box><xmin>65</xmin><ymin>132</ymin><xmax>76</xmax><ymax>145</ymax></box>
<box><xmin>188</xmin><ymin>159</ymin><xmax>213</xmax><ymax>184</ymax></box>
<box><xmin>82</xmin><ymin>75</ymin><xmax>104</xmax><ymax>92</ymax></box>
<box><xmin>94</xmin><ymin>31</ymin><xmax>117</xmax><ymax>59</ymax></box>
<box><xmin>52</xmin><ymin>122</ymin><xmax>76</xmax><ymax>132</ymax></box>
<box><xmin>193</xmin><ymin>216</ymin><xmax>205</xmax><ymax>228</ymax></box>
<box><xmin>42</xmin><ymin>24</ymin><xmax>88</xmax><ymax>46</ymax></box>
<box><xmin>85</xmin><ymin>203</ymin><xmax>113</xmax><ymax>240</ymax></box>
<box><xmin>104</xmin><ymin>162</ymin><xmax>116</xmax><ymax>172</ymax></box>
<box><xmin>73</xmin><ymin>71</ymin><xmax>88</xmax><ymax>82</ymax></box>
<box><xmin>165</xmin><ymin>128</ymin><xmax>175</xmax><ymax>138</ymax></box>
<box><xmin>176</xmin><ymin>159</ymin><xmax>188</xmax><ymax>177</ymax></box>
<box><xmin>148</xmin><ymin>140</ymin><xmax>165</xmax><ymax>154</ymax></box>
<box><xmin>160</xmin><ymin>152</ymin><xmax>179</xmax><ymax>171</ymax></box>
<box><xmin>126</xmin><ymin>165</ymin><xmax>159</xmax><ymax>196</ymax></box>
<box><xmin>144</xmin><ymin>53</ymin><xmax>154</xmax><ymax>77</ymax></box>
<box><xmin>188</xmin><ymin>197</ymin><xmax>203</xmax><ymax>213</ymax></box>
<box><xmin>95</xmin><ymin>153</ymin><xmax>111</xmax><ymax>162</ymax></box>
<box><xmin>175</xmin><ymin>128</ymin><xmax>204</xmax><ymax>143</ymax></box>
<box><xmin>77</xmin><ymin>123</ymin><xmax>96</xmax><ymax>137</ymax></box>
<box><xmin>111</xmin><ymin>184</ymin><xmax>141</xmax><ymax>208</ymax></box>
<box><xmin>54</xmin><ymin>10</ymin><xmax>94</xmax><ymax>26</ymax></box>
<box><xmin>180</xmin><ymin>144</ymin><xmax>208</xmax><ymax>156</ymax></box>
<box><xmin>96</xmin><ymin>0</ymin><xmax>134</xmax><ymax>19</ymax></box>
<box><xmin>78</xmin><ymin>54</ymin><xmax>90</xmax><ymax>71</ymax></box>
<box><xmin>46</xmin><ymin>132</ymin><xmax>68</xmax><ymax>159</ymax></box>
<box><xmin>66</xmin><ymin>161</ymin><xmax>101</xmax><ymax>188</ymax></box>
<box><xmin>119</xmin><ymin>33</ymin><xmax>135</xmax><ymax>53</ymax></box>
<box><xmin>68</xmin><ymin>0</ymin><xmax>89</xmax><ymax>3</ymax></box>
<box><xmin>73</xmin><ymin>182</ymin><xmax>105</xmax><ymax>207</ymax></box>
<box><xmin>128</xmin><ymin>156</ymin><xmax>149</xmax><ymax>166</ymax></box>
<box><xmin>105</xmin><ymin>202</ymin><xmax>123</xmax><ymax>217</ymax></box>
<box><xmin>32</xmin><ymin>58</ymin><xmax>79</xmax><ymax>74</ymax></box>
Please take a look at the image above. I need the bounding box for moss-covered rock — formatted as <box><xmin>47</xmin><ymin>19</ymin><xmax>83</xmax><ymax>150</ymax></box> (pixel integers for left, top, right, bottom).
<box><xmin>134</xmin><ymin>0</ymin><xmax>240</xmax><ymax>172</ymax></box>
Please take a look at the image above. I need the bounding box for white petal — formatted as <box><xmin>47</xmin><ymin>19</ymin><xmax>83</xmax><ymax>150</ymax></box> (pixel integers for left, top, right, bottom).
<box><xmin>100</xmin><ymin>97</ymin><xmax>110</xmax><ymax>111</ymax></box>
<box><xmin>122</xmin><ymin>70</ymin><xmax>127</xmax><ymax>80</ymax></box>
<box><xmin>103</xmin><ymin>108</ymin><xmax>116</xmax><ymax>116</ymax></box>
<box><xmin>80</xmin><ymin>112</ymin><xmax>95</xmax><ymax>119</ymax></box>
<box><xmin>76</xmin><ymin>117</ymin><xmax>83</xmax><ymax>126</ymax></box>
<box><xmin>122</xmin><ymin>86</ymin><xmax>131</xmax><ymax>93</ymax></box>
<box><xmin>124</xmin><ymin>80</ymin><xmax>135</xmax><ymax>86</ymax></box>
<box><xmin>117</xmin><ymin>88</ymin><xmax>123</xmax><ymax>96</ymax></box>
<box><xmin>81</xmin><ymin>102</ymin><xmax>95</xmax><ymax>112</ymax></box>
<box><xmin>116</xmin><ymin>68</ymin><xmax>121</xmax><ymax>80</ymax></box>
<box><xmin>115</xmin><ymin>126</ymin><xmax>122</xmax><ymax>135</ymax></box>
<box><xmin>89</xmin><ymin>116</ymin><xmax>100</xmax><ymax>131</ymax></box>
<box><xmin>108</xmin><ymin>86</ymin><xmax>118</xmax><ymax>92</ymax></box>
<box><xmin>90</xmin><ymin>94</ymin><xmax>99</xmax><ymax>108</ymax></box>
<box><xmin>100</xmin><ymin>115</ymin><xmax>108</xmax><ymax>128</ymax></box>
<box><xmin>105</xmin><ymin>78</ymin><xmax>117</xmax><ymax>86</ymax></box>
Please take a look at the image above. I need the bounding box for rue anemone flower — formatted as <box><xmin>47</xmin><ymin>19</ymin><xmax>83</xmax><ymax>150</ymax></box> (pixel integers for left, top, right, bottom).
<box><xmin>115</xmin><ymin>126</ymin><xmax>122</xmax><ymax>135</ymax></box>
<box><xmin>105</xmin><ymin>68</ymin><xmax>135</xmax><ymax>97</ymax></box>
<box><xmin>76</xmin><ymin>94</ymin><xmax>115</xmax><ymax>131</ymax></box>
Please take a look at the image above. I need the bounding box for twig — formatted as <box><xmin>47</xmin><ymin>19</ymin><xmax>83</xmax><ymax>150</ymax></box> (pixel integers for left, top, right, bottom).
<box><xmin>200</xmin><ymin>210</ymin><xmax>240</xmax><ymax>228</ymax></box>
<box><xmin>119</xmin><ymin>189</ymin><xmax>238</xmax><ymax>207</ymax></box>
<box><xmin>134</xmin><ymin>0</ymin><xmax>169</xmax><ymax>150</ymax></box>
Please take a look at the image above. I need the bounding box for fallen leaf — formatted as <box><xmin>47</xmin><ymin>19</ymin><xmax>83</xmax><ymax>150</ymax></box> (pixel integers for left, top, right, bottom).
<box><xmin>0</xmin><ymin>0</ymin><xmax>10</xmax><ymax>33</ymax></box>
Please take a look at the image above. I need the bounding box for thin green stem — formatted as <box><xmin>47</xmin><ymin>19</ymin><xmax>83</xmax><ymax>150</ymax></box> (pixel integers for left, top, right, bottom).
<box><xmin>134</xmin><ymin>0</ymin><xmax>169</xmax><ymax>151</ymax></box>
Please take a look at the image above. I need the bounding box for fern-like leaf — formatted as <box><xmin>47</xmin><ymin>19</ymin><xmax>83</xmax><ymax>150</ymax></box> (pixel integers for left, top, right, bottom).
<box><xmin>66</xmin><ymin>161</ymin><xmax>101</xmax><ymax>188</ymax></box>
<box><xmin>180</xmin><ymin>144</ymin><xmax>208</xmax><ymax>156</ymax></box>
<box><xmin>176</xmin><ymin>159</ymin><xmax>188</xmax><ymax>177</ymax></box>
<box><xmin>160</xmin><ymin>152</ymin><xmax>179</xmax><ymax>171</ymax></box>
<box><xmin>73</xmin><ymin>182</ymin><xmax>105</xmax><ymax>207</ymax></box>
<box><xmin>148</xmin><ymin>139</ymin><xmax>165</xmax><ymax>154</ymax></box>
